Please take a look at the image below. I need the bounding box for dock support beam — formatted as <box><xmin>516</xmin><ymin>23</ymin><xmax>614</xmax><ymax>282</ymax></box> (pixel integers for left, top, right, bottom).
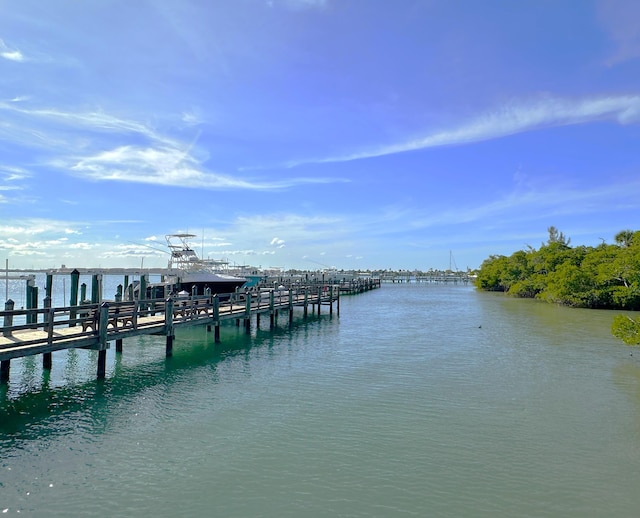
<box><xmin>96</xmin><ymin>302</ymin><xmax>109</xmax><ymax>379</ymax></box>
<box><xmin>43</xmin><ymin>296</ymin><xmax>53</xmax><ymax>370</ymax></box>
<box><xmin>329</xmin><ymin>285</ymin><xmax>334</xmax><ymax>316</ymax></box>
<box><xmin>0</xmin><ymin>360</ymin><xmax>10</xmax><ymax>383</ymax></box>
<box><xmin>97</xmin><ymin>350</ymin><xmax>106</xmax><ymax>379</ymax></box>
<box><xmin>166</xmin><ymin>335</ymin><xmax>173</xmax><ymax>357</ymax></box>
<box><xmin>269</xmin><ymin>291</ymin><xmax>275</xmax><ymax>328</ymax></box>
<box><xmin>244</xmin><ymin>293</ymin><xmax>251</xmax><ymax>334</ymax></box>
<box><xmin>288</xmin><ymin>291</ymin><xmax>294</xmax><ymax>323</ymax></box>
<box><xmin>212</xmin><ymin>295</ymin><xmax>221</xmax><ymax>343</ymax></box>
<box><xmin>165</xmin><ymin>297</ymin><xmax>174</xmax><ymax>357</ymax></box>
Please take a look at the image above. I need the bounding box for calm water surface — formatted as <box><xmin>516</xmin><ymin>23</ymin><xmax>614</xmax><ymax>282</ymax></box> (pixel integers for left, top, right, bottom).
<box><xmin>1</xmin><ymin>283</ymin><xmax>640</xmax><ymax>517</ymax></box>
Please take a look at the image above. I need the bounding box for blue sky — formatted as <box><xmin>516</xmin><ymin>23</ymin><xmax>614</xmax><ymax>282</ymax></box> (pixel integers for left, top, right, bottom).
<box><xmin>1</xmin><ymin>0</ymin><xmax>639</xmax><ymax>272</ymax></box>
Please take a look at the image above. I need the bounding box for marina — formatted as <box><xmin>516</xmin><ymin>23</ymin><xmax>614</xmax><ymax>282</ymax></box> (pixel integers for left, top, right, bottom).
<box><xmin>0</xmin><ymin>274</ymin><xmax>380</xmax><ymax>384</ymax></box>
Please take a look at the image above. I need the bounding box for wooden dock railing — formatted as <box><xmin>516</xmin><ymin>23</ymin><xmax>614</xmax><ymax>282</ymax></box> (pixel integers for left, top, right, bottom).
<box><xmin>0</xmin><ymin>280</ymin><xmax>383</xmax><ymax>382</ymax></box>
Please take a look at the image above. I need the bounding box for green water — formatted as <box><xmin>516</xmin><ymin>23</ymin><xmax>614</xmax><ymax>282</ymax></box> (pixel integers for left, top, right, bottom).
<box><xmin>1</xmin><ymin>283</ymin><xmax>640</xmax><ymax>517</ymax></box>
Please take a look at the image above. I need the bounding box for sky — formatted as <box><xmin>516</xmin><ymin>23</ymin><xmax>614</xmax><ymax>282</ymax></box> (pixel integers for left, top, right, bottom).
<box><xmin>0</xmin><ymin>0</ymin><xmax>639</xmax><ymax>272</ymax></box>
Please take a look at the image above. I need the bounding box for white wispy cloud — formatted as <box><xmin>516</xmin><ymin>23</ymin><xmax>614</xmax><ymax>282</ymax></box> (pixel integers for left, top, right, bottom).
<box><xmin>67</xmin><ymin>144</ymin><xmax>345</xmax><ymax>190</ymax></box>
<box><xmin>284</xmin><ymin>95</ymin><xmax>640</xmax><ymax>167</ymax></box>
<box><xmin>0</xmin><ymin>39</ymin><xmax>25</xmax><ymax>62</ymax></box>
<box><xmin>0</xmin><ymin>102</ymin><xmax>170</xmax><ymax>143</ymax></box>
<box><xmin>0</xmin><ymin>100</ymin><xmax>349</xmax><ymax>191</ymax></box>
<box><xmin>1</xmin><ymin>165</ymin><xmax>31</xmax><ymax>181</ymax></box>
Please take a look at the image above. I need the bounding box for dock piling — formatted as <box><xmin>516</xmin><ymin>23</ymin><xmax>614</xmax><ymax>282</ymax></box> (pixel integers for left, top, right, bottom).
<box><xmin>0</xmin><ymin>359</ymin><xmax>9</xmax><ymax>383</ymax></box>
<box><xmin>0</xmin><ymin>277</ymin><xmax>378</xmax><ymax>382</ymax></box>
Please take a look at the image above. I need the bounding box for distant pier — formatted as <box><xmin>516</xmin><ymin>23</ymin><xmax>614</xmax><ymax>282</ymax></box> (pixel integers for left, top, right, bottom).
<box><xmin>379</xmin><ymin>271</ymin><xmax>473</xmax><ymax>284</ymax></box>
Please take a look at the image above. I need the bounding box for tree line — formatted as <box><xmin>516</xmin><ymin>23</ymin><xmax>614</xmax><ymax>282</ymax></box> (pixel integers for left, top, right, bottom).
<box><xmin>474</xmin><ymin>227</ymin><xmax>640</xmax><ymax>345</ymax></box>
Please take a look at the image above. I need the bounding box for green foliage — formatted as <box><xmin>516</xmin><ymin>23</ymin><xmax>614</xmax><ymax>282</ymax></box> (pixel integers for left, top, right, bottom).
<box><xmin>611</xmin><ymin>315</ymin><xmax>640</xmax><ymax>346</ymax></box>
<box><xmin>475</xmin><ymin>228</ymin><xmax>640</xmax><ymax>346</ymax></box>
<box><xmin>475</xmin><ymin>228</ymin><xmax>640</xmax><ymax>310</ymax></box>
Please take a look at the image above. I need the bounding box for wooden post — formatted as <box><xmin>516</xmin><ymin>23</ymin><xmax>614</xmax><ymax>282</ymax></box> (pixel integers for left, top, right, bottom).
<box><xmin>304</xmin><ymin>288</ymin><xmax>308</xmax><ymax>318</ymax></box>
<box><xmin>244</xmin><ymin>293</ymin><xmax>251</xmax><ymax>333</ymax></box>
<box><xmin>165</xmin><ymin>297</ymin><xmax>174</xmax><ymax>357</ymax></box>
<box><xmin>213</xmin><ymin>295</ymin><xmax>220</xmax><ymax>343</ymax></box>
<box><xmin>3</xmin><ymin>299</ymin><xmax>14</xmax><ymax>337</ymax></box>
<box><xmin>329</xmin><ymin>285</ymin><xmax>334</xmax><ymax>316</ymax></box>
<box><xmin>0</xmin><ymin>360</ymin><xmax>9</xmax><ymax>383</ymax></box>
<box><xmin>69</xmin><ymin>269</ymin><xmax>80</xmax><ymax>326</ymax></box>
<box><xmin>289</xmin><ymin>290</ymin><xmax>294</xmax><ymax>323</ymax></box>
<box><xmin>116</xmin><ymin>339</ymin><xmax>123</xmax><ymax>353</ymax></box>
<box><xmin>139</xmin><ymin>274</ymin><xmax>147</xmax><ymax>301</ymax></box>
<box><xmin>269</xmin><ymin>290</ymin><xmax>275</xmax><ymax>328</ymax></box>
<box><xmin>43</xmin><ymin>296</ymin><xmax>53</xmax><ymax>370</ymax></box>
<box><xmin>45</xmin><ymin>273</ymin><xmax>53</xmax><ymax>300</ymax></box>
<box><xmin>317</xmin><ymin>286</ymin><xmax>322</xmax><ymax>315</ymax></box>
<box><xmin>96</xmin><ymin>302</ymin><xmax>109</xmax><ymax>379</ymax></box>
<box><xmin>97</xmin><ymin>350</ymin><xmax>106</xmax><ymax>379</ymax></box>
<box><xmin>26</xmin><ymin>278</ymin><xmax>37</xmax><ymax>324</ymax></box>
<box><xmin>98</xmin><ymin>303</ymin><xmax>109</xmax><ymax>347</ymax></box>
<box><xmin>91</xmin><ymin>274</ymin><xmax>101</xmax><ymax>303</ymax></box>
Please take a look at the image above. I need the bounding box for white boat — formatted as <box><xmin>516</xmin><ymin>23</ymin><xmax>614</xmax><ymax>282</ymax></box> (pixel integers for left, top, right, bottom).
<box><xmin>137</xmin><ymin>234</ymin><xmax>247</xmax><ymax>299</ymax></box>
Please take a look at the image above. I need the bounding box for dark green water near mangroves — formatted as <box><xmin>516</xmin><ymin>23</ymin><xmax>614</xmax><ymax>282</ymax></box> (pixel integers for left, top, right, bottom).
<box><xmin>2</xmin><ymin>283</ymin><xmax>640</xmax><ymax>517</ymax></box>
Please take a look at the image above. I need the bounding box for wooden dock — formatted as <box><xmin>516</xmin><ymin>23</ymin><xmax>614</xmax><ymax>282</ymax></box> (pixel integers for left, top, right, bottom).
<box><xmin>1</xmin><ymin>278</ymin><xmax>380</xmax><ymax>383</ymax></box>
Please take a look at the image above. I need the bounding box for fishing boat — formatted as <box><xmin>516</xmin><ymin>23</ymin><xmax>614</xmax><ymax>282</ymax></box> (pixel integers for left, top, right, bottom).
<box><xmin>133</xmin><ymin>234</ymin><xmax>247</xmax><ymax>299</ymax></box>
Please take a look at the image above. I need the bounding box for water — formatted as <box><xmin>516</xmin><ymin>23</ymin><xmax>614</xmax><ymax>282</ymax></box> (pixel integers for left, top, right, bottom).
<box><xmin>1</xmin><ymin>283</ymin><xmax>640</xmax><ymax>517</ymax></box>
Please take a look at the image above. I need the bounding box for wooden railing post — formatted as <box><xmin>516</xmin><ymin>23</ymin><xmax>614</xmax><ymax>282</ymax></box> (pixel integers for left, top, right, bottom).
<box><xmin>165</xmin><ymin>297</ymin><xmax>174</xmax><ymax>357</ymax></box>
<box><xmin>244</xmin><ymin>293</ymin><xmax>251</xmax><ymax>333</ymax></box>
<box><xmin>213</xmin><ymin>295</ymin><xmax>220</xmax><ymax>343</ymax></box>
<box><xmin>269</xmin><ymin>290</ymin><xmax>275</xmax><ymax>328</ymax></box>
<box><xmin>69</xmin><ymin>269</ymin><xmax>79</xmax><ymax>326</ymax></box>
<box><xmin>96</xmin><ymin>302</ymin><xmax>109</xmax><ymax>379</ymax></box>
<box><xmin>3</xmin><ymin>299</ymin><xmax>14</xmax><ymax>337</ymax></box>
<box><xmin>288</xmin><ymin>289</ymin><xmax>294</xmax><ymax>323</ymax></box>
<box><xmin>329</xmin><ymin>285</ymin><xmax>334</xmax><ymax>316</ymax></box>
<box><xmin>43</xmin><ymin>296</ymin><xmax>53</xmax><ymax>370</ymax></box>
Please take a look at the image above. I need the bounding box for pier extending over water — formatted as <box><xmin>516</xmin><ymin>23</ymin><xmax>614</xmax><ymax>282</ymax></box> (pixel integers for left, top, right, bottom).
<box><xmin>379</xmin><ymin>271</ymin><xmax>473</xmax><ymax>284</ymax></box>
<box><xmin>0</xmin><ymin>276</ymin><xmax>380</xmax><ymax>384</ymax></box>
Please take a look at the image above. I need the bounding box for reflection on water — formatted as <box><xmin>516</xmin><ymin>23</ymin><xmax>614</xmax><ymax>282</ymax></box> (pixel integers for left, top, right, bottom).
<box><xmin>1</xmin><ymin>284</ymin><xmax>640</xmax><ymax>517</ymax></box>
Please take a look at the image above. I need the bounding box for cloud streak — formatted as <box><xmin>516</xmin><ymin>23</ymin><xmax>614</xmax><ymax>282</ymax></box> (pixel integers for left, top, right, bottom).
<box><xmin>0</xmin><ymin>100</ymin><xmax>349</xmax><ymax>191</ymax></box>
<box><xmin>67</xmin><ymin>144</ymin><xmax>348</xmax><ymax>190</ymax></box>
<box><xmin>0</xmin><ymin>39</ymin><xmax>25</xmax><ymax>62</ymax></box>
<box><xmin>284</xmin><ymin>95</ymin><xmax>640</xmax><ymax>167</ymax></box>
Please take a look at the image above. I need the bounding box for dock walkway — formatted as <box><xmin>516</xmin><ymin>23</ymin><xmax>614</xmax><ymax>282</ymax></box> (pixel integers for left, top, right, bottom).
<box><xmin>1</xmin><ymin>279</ymin><xmax>380</xmax><ymax>382</ymax></box>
